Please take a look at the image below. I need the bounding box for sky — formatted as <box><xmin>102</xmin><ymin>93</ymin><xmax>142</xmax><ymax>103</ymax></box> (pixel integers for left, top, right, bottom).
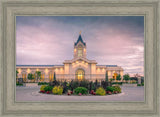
<box><xmin>16</xmin><ymin>16</ymin><xmax>144</xmax><ymax>76</ymax></box>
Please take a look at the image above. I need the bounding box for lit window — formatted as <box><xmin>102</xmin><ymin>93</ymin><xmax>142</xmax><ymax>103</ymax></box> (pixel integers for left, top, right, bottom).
<box><xmin>78</xmin><ymin>47</ymin><xmax>83</xmax><ymax>57</ymax></box>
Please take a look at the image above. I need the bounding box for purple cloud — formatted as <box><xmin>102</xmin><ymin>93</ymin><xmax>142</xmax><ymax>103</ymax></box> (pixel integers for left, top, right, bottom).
<box><xmin>16</xmin><ymin>16</ymin><xmax>144</xmax><ymax>76</ymax></box>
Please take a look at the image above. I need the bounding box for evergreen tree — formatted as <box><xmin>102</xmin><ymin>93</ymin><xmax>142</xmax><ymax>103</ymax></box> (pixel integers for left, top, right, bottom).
<box><xmin>54</xmin><ymin>72</ymin><xmax>56</xmax><ymax>81</ymax></box>
<box><xmin>116</xmin><ymin>74</ymin><xmax>121</xmax><ymax>80</ymax></box>
<box><xmin>35</xmin><ymin>71</ymin><xmax>41</xmax><ymax>82</ymax></box>
<box><xmin>105</xmin><ymin>71</ymin><xmax>108</xmax><ymax>82</ymax></box>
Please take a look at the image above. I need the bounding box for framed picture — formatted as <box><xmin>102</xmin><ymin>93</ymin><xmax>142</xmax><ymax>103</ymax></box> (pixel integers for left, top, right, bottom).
<box><xmin>0</xmin><ymin>0</ymin><xmax>159</xmax><ymax>117</ymax></box>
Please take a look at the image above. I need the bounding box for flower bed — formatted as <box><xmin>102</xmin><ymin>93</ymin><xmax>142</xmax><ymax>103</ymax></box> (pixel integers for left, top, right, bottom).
<box><xmin>39</xmin><ymin>80</ymin><xmax>122</xmax><ymax>96</ymax></box>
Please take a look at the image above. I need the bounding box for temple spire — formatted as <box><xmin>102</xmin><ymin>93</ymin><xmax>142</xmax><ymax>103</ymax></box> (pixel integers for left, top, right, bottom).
<box><xmin>74</xmin><ymin>31</ymin><xmax>86</xmax><ymax>46</ymax></box>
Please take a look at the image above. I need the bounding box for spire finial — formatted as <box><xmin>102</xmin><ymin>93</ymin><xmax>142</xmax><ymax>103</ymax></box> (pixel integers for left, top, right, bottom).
<box><xmin>79</xmin><ymin>31</ymin><xmax>81</xmax><ymax>35</ymax></box>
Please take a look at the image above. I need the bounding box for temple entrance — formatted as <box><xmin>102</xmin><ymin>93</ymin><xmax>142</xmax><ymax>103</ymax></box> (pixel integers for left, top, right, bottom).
<box><xmin>113</xmin><ymin>73</ymin><xmax>118</xmax><ymax>80</ymax></box>
<box><xmin>76</xmin><ymin>69</ymin><xmax>85</xmax><ymax>81</ymax></box>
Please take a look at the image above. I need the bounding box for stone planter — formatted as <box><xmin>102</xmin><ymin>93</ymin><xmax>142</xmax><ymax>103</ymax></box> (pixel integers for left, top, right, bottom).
<box><xmin>122</xmin><ymin>83</ymin><xmax>137</xmax><ymax>87</ymax></box>
<box><xmin>23</xmin><ymin>83</ymin><xmax>38</xmax><ymax>87</ymax></box>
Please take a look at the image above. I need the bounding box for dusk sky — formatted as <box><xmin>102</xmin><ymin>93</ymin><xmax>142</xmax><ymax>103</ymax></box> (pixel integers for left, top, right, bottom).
<box><xmin>16</xmin><ymin>16</ymin><xmax>144</xmax><ymax>76</ymax></box>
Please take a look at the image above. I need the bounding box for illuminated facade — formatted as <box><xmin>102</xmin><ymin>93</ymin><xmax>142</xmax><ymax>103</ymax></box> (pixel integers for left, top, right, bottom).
<box><xmin>16</xmin><ymin>32</ymin><xmax>124</xmax><ymax>82</ymax></box>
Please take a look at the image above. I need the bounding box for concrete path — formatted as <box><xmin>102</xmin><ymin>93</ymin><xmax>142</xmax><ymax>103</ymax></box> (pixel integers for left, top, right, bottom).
<box><xmin>16</xmin><ymin>86</ymin><xmax>144</xmax><ymax>102</ymax></box>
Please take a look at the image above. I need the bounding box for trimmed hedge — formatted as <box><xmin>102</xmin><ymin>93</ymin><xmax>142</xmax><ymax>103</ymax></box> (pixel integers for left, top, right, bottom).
<box><xmin>44</xmin><ymin>86</ymin><xmax>53</xmax><ymax>92</ymax></box>
<box><xmin>38</xmin><ymin>82</ymin><xmax>49</xmax><ymax>85</ymax></box>
<box><xmin>106</xmin><ymin>86</ymin><xmax>115</xmax><ymax>92</ymax></box>
<box><xmin>74</xmin><ymin>87</ymin><xmax>88</xmax><ymax>95</ymax></box>
<box><xmin>111</xmin><ymin>82</ymin><xmax>122</xmax><ymax>85</ymax></box>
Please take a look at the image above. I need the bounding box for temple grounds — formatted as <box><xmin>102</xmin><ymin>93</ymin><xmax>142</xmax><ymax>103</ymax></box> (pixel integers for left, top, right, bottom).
<box><xmin>16</xmin><ymin>86</ymin><xmax>144</xmax><ymax>102</ymax></box>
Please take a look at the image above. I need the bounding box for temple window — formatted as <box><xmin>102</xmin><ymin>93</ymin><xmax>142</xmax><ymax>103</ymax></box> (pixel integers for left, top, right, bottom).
<box><xmin>78</xmin><ymin>47</ymin><xmax>83</xmax><ymax>57</ymax></box>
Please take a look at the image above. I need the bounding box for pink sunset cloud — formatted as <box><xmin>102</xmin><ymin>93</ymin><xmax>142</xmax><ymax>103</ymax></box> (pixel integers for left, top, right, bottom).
<box><xmin>16</xmin><ymin>16</ymin><xmax>144</xmax><ymax>76</ymax></box>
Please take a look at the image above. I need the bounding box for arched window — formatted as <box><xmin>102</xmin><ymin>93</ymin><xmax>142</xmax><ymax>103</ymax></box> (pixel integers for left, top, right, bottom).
<box><xmin>76</xmin><ymin>69</ymin><xmax>85</xmax><ymax>81</ymax></box>
<box><xmin>78</xmin><ymin>46</ymin><xmax>83</xmax><ymax>57</ymax></box>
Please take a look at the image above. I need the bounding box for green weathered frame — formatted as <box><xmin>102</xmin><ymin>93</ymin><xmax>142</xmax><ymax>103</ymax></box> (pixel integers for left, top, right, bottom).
<box><xmin>0</xmin><ymin>0</ymin><xmax>159</xmax><ymax>117</ymax></box>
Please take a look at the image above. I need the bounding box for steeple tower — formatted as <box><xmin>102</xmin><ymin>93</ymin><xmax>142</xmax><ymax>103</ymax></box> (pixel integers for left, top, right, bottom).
<box><xmin>74</xmin><ymin>32</ymin><xmax>86</xmax><ymax>59</ymax></box>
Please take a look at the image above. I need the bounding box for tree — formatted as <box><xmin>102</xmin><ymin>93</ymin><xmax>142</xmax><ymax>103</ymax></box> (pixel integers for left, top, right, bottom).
<box><xmin>123</xmin><ymin>74</ymin><xmax>130</xmax><ymax>82</ymax></box>
<box><xmin>134</xmin><ymin>73</ymin><xmax>140</xmax><ymax>78</ymax></box>
<box><xmin>16</xmin><ymin>70</ymin><xmax>19</xmax><ymax>83</ymax></box>
<box><xmin>116</xmin><ymin>74</ymin><xmax>121</xmax><ymax>80</ymax></box>
<box><xmin>16</xmin><ymin>70</ymin><xmax>19</xmax><ymax>77</ymax></box>
<box><xmin>35</xmin><ymin>71</ymin><xmax>41</xmax><ymax>82</ymax></box>
<box><xmin>105</xmin><ymin>71</ymin><xmax>108</xmax><ymax>82</ymax></box>
<box><xmin>53</xmin><ymin>72</ymin><xmax>56</xmax><ymax>81</ymax></box>
<box><xmin>27</xmin><ymin>73</ymin><xmax>34</xmax><ymax>80</ymax></box>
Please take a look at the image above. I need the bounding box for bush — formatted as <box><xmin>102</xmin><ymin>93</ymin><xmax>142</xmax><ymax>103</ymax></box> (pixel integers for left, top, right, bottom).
<box><xmin>96</xmin><ymin>87</ymin><xmax>106</xmax><ymax>96</ymax></box>
<box><xmin>52</xmin><ymin>86</ymin><xmax>63</xmax><ymax>95</ymax></box>
<box><xmin>44</xmin><ymin>86</ymin><xmax>53</xmax><ymax>92</ymax></box>
<box><xmin>70</xmin><ymin>80</ymin><xmax>79</xmax><ymax>91</ymax></box>
<box><xmin>79</xmin><ymin>80</ymin><xmax>89</xmax><ymax>89</ymax></box>
<box><xmin>101</xmin><ymin>81</ymin><xmax>110</xmax><ymax>90</ymax></box>
<box><xmin>130</xmin><ymin>80</ymin><xmax>137</xmax><ymax>84</ymax></box>
<box><xmin>74</xmin><ymin>87</ymin><xmax>88</xmax><ymax>95</ymax></box>
<box><xmin>38</xmin><ymin>82</ymin><xmax>49</xmax><ymax>85</ymax></box>
<box><xmin>111</xmin><ymin>82</ymin><xmax>122</xmax><ymax>85</ymax></box>
<box><xmin>106</xmin><ymin>86</ymin><xmax>115</xmax><ymax>92</ymax></box>
<box><xmin>27</xmin><ymin>73</ymin><xmax>34</xmax><ymax>80</ymax></box>
<box><xmin>16</xmin><ymin>83</ymin><xmax>23</xmax><ymax>86</ymax></box>
<box><xmin>113</xmin><ymin>86</ymin><xmax>121</xmax><ymax>93</ymax></box>
<box><xmin>141</xmin><ymin>82</ymin><xmax>144</xmax><ymax>86</ymax></box>
<box><xmin>62</xmin><ymin>81</ymin><xmax>68</xmax><ymax>93</ymax></box>
<box><xmin>137</xmin><ymin>84</ymin><xmax>141</xmax><ymax>86</ymax></box>
<box><xmin>40</xmin><ymin>85</ymin><xmax>46</xmax><ymax>91</ymax></box>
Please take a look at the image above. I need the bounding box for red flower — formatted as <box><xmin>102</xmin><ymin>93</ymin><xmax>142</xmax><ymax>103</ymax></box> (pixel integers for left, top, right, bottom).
<box><xmin>79</xmin><ymin>93</ymin><xmax>82</xmax><ymax>96</ymax></box>
<box><xmin>108</xmin><ymin>91</ymin><xmax>112</xmax><ymax>95</ymax></box>
<box><xmin>46</xmin><ymin>91</ymin><xmax>50</xmax><ymax>94</ymax></box>
<box><xmin>40</xmin><ymin>90</ymin><xmax>45</xmax><ymax>93</ymax></box>
<box><xmin>90</xmin><ymin>90</ymin><xmax>94</xmax><ymax>94</ymax></box>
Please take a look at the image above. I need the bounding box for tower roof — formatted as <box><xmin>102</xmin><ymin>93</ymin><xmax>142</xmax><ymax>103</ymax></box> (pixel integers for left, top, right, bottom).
<box><xmin>75</xmin><ymin>32</ymin><xmax>86</xmax><ymax>46</ymax></box>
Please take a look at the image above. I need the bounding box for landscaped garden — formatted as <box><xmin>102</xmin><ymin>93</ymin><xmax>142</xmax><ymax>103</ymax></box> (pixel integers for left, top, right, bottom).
<box><xmin>39</xmin><ymin>80</ymin><xmax>122</xmax><ymax>96</ymax></box>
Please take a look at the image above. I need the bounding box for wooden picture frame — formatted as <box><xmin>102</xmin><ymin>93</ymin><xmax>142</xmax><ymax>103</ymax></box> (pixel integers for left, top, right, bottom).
<box><xmin>0</xmin><ymin>0</ymin><xmax>159</xmax><ymax>116</ymax></box>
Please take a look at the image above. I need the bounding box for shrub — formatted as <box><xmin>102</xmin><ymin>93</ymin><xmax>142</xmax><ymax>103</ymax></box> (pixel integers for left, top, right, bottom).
<box><xmin>44</xmin><ymin>86</ymin><xmax>53</xmax><ymax>92</ymax></box>
<box><xmin>74</xmin><ymin>87</ymin><xmax>88</xmax><ymax>95</ymax></box>
<box><xmin>70</xmin><ymin>80</ymin><xmax>79</xmax><ymax>91</ymax></box>
<box><xmin>137</xmin><ymin>84</ymin><xmax>141</xmax><ymax>86</ymax></box>
<box><xmin>62</xmin><ymin>81</ymin><xmax>68</xmax><ymax>93</ymax></box>
<box><xmin>52</xmin><ymin>86</ymin><xmax>63</xmax><ymax>95</ymax></box>
<box><xmin>141</xmin><ymin>82</ymin><xmax>144</xmax><ymax>86</ymax></box>
<box><xmin>96</xmin><ymin>87</ymin><xmax>106</xmax><ymax>96</ymax></box>
<box><xmin>112</xmin><ymin>82</ymin><xmax>122</xmax><ymax>85</ymax></box>
<box><xmin>40</xmin><ymin>85</ymin><xmax>46</xmax><ymax>91</ymax></box>
<box><xmin>113</xmin><ymin>86</ymin><xmax>121</xmax><ymax>93</ymax></box>
<box><xmin>49</xmin><ymin>80</ymin><xmax>60</xmax><ymax>87</ymax></box>
<box><xmin>89</xmin><ymin>81</ymin><xmax>95</xmax><ymax>92</ymax></box>
<box><xmin>38</xmin><ymin>82</ymin><xmax>49</xmax><ymax>85</ymax></box>
<box><xmin>130</xmin><ymin>80</ymin><xmax>137</xmax><ymax>84</ymax></box>
<box><xmin>27</xmin><ymin>73</ymin><xmax>34</xmax><ymax>80</ymax></box>
<box><xmin>101</xmin><ymin>81</ymin><xmax>110</xmax><ymax>90</ymax></box>
<box><xmin>16</xmin><ymin>83</ymin><xmax>23</xmax><ymax>86</ymax></box>
<box><xmin>80</xmin><ymin>80</ymin><xmax>89</xmax><ymax>89</ymax></box>
<box><xmin>106</xmin><ymin>86</ymin><xmax>115</xmax><ymax>92</ymax></box>
<box><xmin>123</xmin><ymin>74</ymin><xmax>130</xmax><ymax>81</ymax></box>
